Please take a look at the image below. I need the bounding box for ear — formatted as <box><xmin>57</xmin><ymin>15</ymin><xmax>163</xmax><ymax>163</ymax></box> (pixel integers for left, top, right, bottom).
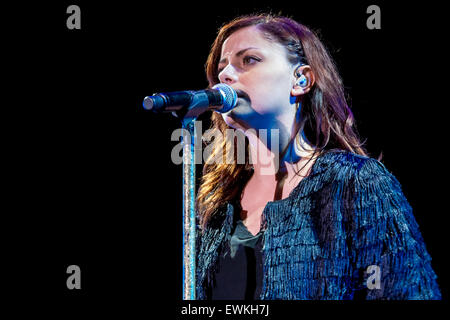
<box><xmin>291</xmin><ymin>65</ymin><xmax>316</xmax><ymax>97</ymax></box>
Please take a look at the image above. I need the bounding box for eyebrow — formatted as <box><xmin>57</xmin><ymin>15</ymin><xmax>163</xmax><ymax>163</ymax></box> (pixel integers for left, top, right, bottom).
<box><xmin>218</xmin><ymin>47</ymin><xmax>259</xmax><ymax>65</ymax></box>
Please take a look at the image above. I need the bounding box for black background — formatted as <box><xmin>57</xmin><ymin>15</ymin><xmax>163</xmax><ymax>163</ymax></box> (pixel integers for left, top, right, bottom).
<box><xmin>9</xmin><ymin>0</ymin><xmax>448</xmax><ymax>317</ymax></box>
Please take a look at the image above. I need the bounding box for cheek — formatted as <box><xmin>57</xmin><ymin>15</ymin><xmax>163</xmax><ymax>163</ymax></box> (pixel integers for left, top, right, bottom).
<box><xmin>244</xmin><ymin>72</ymin><xmax>292</xmax><ymax>113</ymax></box>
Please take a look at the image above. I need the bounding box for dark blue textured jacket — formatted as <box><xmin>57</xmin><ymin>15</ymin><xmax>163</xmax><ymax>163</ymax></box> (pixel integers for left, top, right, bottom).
<box><xmin>196</xmin><ymin>150</ymin><xmax>441</xmax><ymax>299</ymax></box>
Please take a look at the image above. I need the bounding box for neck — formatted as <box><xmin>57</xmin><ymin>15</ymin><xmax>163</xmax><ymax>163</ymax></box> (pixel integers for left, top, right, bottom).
<box><xmin>245</xmin><ymin>128</ymin><xmax>316</xmax><ymax>181</ymax></box>
<box><xmin>230</xmin><ymin>101</ymin><xmax>316</xmax><ymax>180</ymax></box>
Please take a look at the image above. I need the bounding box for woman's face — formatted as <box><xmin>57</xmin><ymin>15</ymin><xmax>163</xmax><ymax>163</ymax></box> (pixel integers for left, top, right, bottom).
<box><xmin>218</xmin><ymin>25</ymin><xmax>298</xmax><ymax>130</ymax></box>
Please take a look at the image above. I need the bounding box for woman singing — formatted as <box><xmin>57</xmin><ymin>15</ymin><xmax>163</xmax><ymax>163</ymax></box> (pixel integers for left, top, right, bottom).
<box><xmin>195</xmin><ymin>14</ymin><xmax>441</xmax><ymax>300</ymax></box>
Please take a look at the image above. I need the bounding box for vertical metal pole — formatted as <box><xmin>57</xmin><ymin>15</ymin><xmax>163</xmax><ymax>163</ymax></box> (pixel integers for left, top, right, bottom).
<box><xmin>182</xmin><ymin>120</ymin><xmax>196</xmax><ymax>300</ymax></box>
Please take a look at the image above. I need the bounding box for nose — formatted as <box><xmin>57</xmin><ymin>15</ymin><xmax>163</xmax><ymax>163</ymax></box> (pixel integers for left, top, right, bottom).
<box><xmin>218</xmin><ymin>64</ymin><xmax>238</xmax><ymax>85</ymax></box>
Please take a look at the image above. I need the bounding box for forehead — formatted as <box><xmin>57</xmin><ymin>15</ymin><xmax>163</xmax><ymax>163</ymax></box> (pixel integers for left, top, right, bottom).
<box><xmin>220</xmin><ymin>25</ymin><xmax>283</xmax><ymax>59</ymax></box>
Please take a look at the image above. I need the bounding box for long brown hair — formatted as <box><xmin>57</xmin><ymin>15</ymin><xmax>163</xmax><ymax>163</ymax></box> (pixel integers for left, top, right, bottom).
<box><xmin>196</xmin><ymin>14</ymin><xmax>368</xmax><ymax>228</ymax></box>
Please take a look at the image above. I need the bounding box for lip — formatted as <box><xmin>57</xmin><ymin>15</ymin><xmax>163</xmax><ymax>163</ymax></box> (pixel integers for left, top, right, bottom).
<box><xmin>234</xmin><ymin>89</ymin><xmax>251</xmax><ymax>102</ymax></box>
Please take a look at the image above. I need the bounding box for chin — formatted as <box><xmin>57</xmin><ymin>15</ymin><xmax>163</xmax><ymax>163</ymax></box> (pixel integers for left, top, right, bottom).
<box><xmin>221</xmin><ymin>112</ymin><xmax>239</xmax><ymax>129</ymax></box>
<box><xmin>220</xmin><ymin>114</ymin><xmax>246</xmax><ymax>134</ymax></box>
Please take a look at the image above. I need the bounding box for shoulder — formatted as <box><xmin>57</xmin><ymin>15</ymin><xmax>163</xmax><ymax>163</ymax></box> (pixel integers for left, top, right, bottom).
<box><xmin>318</xmin><ymin>149</ymin><xmax>396</xmax><ymax>186</ymax></box>
<box><xmin>324</xmin><ymin>150</ymin><xmax>412</xmax><ymax>229</ymax></box>
<box><xmin>319</xmin><ymin>149</ymin><xmax>379</xmax><ymax>171</ymax></box>
<box><xmin>295</xmin><ymin>149</ymin><xmax>397</xmax><ymax>200</ymax></box>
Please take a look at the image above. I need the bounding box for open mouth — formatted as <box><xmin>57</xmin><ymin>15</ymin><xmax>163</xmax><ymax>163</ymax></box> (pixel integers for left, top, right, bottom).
<box><xmin>235</xmin><ymin>89</ymin><xmax>251</xmax><ymax>103</ymax></box>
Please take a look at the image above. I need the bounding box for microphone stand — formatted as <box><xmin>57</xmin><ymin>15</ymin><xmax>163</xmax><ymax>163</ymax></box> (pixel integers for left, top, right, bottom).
<box><xmin>175</xmin><ymin>102</ymin><xmax>211</xmax><ymax>300</ymax></box>
<box><xmin>181</xmin><ymin>118</ymin><xmax>197</xmax><ymax>300</ymax></box>
<box><xmin>144</xmin><ymin>89</ymin><xmax>233</xmax><ymax>300</ymax></box>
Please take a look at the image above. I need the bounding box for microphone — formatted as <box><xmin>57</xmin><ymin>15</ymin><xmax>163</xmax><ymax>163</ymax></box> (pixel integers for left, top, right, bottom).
<box><xmin>142</xmin><ymin>84</ymin><xmax>237</xmax><ymax>118</ymax></box>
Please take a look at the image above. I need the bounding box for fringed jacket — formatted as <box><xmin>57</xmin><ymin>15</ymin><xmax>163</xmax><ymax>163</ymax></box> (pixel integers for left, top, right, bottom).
<box><xmin>196</xmin><ymin>150</ymin><xmax>441</xmax><ymax>300</ymax></box>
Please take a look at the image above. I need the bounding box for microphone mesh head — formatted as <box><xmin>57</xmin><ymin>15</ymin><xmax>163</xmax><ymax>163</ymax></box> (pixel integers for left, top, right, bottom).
<box><xmin>212</xmin><ymin>83</ymin><xmax>237</xmax><ymax>113</ymax></box>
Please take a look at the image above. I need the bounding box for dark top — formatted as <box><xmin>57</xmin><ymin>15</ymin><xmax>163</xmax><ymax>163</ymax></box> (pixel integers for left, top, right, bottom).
<box><xmin>197</xmin><ymin>149</ymin><xmax>442</xmax><ymax>300</ymax></box>
<box><xmin>211</xmin><ymin>219</ymin><xmax>264</xmax><ymax>300</ymax></box>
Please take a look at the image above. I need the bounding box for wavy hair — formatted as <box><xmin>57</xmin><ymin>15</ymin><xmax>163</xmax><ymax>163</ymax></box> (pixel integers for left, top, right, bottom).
<box><xmin>196</xmin><ymin>14</ymin><xmax>369</xmax><ymax>229</ymax></box>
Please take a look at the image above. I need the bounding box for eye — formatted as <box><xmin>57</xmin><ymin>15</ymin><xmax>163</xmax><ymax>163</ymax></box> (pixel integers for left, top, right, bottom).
<box><xmin>243</xmin><ymin>55</ymin><xmax>261</xmax><ymax>65</ymax></box>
